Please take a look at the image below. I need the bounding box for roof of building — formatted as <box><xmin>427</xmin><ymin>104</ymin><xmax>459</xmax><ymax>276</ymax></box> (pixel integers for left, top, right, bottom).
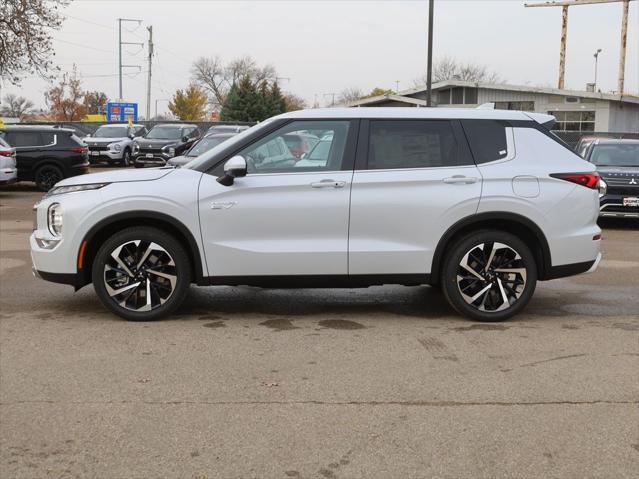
<box><xmin>345</xmin><ymin>80</ymin><xmax>639</xmax><ymax>107</ymax></box>
<box><xmin>277</xmin><ymin>107</ymin><xmax>553</xmax><ymax>123</ymax></box>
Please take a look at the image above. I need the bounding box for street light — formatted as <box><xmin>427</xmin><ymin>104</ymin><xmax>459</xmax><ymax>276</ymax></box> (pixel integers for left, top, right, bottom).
<box><xmin>154</xmin><ymin>98</ymin><xmax>170</xmax><ymax>119</ymax></box>
<box><xmin>593</xmin><ymin>49</ymin><xmax>602</xmax><ymax>91</ymax></box>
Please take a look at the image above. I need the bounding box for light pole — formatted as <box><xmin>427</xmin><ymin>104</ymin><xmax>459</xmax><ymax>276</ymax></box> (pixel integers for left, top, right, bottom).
<box><xmin>154</xmin><ymin>98</ymin><xmax>170</xmax><ymax>119</ymax></box>
<box><xmin>426</xmin><ymin>0</ymin><xmax>435</xmax><ymax>106</ymax></box>
<box><xmin>593</xmin><ymin>48</ymin><xmax>602</xmax><ymax>91</ymax></box>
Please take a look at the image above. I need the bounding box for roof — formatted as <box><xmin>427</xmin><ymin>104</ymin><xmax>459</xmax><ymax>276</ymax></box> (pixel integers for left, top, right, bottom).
<box><xmin>346</xmin><ymin>80</ymin><xmax>639</xmax><ymax>107</ymax></box>
<box><xmin>99</xmin><ymin>123</ymin><xmax>144</xmax><ymax>128</ymax></box>
<box><xmin>593</xmin><ymin>138</ymin><xmax>639</xmax><ymax>145</ymax></box>
<box><xmin>277</xmin><ymin>107</ymin><xmax>547</xmax><ymax>122</ymax></box>
<box><xmin>0</xmin><ymin>125</ymin><xmax>75</xmax><ymax>132</ymax></box>
<box><xmin>151</xmin><ymin>123</ymin><xmax>197</xmax><ymax>128</ymax></box>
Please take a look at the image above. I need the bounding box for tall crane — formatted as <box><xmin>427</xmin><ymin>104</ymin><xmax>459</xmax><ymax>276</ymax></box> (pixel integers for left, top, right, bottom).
<box><xmin>524</xmin><ymin>0</ymin><xmax>634</xmax><ymax>93</ymax></box>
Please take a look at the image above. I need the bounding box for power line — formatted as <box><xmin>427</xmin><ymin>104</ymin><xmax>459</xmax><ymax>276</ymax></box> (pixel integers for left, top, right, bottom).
<box><xmin>54</xmin><ymin>38</ymin><xmax>114</xmax><ymax>54</ymax></box>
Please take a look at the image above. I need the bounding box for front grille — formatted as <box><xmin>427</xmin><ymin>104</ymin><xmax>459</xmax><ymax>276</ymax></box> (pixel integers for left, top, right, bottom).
<box><xmin>88</xmin><ymin>145</ymin><xmax>109</xmax><ymax>152</ymax></box>
<box><xmin>138</xmin><ymin>148</ymin><xmax>162</xmax><ymax>155</ymax></box>
<box><xmin>606</xmin><ymin>185</ymin><xmax>639</xmax><ymax>196</ymax></box>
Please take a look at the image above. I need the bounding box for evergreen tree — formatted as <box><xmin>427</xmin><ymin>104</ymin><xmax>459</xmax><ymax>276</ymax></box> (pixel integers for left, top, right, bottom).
<box><xmin>269</xmin><ymin>81</ymin><xmax>287</xmax><ymax>117</ymax></box>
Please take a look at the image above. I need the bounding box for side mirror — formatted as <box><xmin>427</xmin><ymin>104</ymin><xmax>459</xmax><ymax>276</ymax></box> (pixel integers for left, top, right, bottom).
<box><xmin>182</xmin><ymin>136</ymin><xmax>189</xmax><ymax>143</ymax></box>
<box><xmin>216</xmin><ymin>155</ymin><xmax>247</xmax><ymax>186</ymax></box>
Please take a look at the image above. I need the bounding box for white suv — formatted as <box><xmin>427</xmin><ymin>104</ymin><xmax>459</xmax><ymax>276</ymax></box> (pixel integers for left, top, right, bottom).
<box><xmin>30</xmin><ymin>108</ymin><xmax>602</xmax><ymax>322</ymax></box>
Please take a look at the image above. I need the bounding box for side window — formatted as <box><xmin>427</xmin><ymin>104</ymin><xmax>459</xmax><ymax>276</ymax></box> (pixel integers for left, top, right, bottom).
<box><xmin>190</xmin><ymin>128</ymin><xmax>200</xmax><ymax>138</ymax></box>
<box><xmin>6</xmin><ymin>131</ymin><xmax>42</xmax><ymax>147</ymax></box>
<box><xmin>461</xmin><ymin>120</ymin><xmax>508</xmax><ymax>164</ymax></box>
<box><xmin>367</xmin><ymin>120</ymin><xmax>462</xmax><ymax>169</ymax></box>
<box><xmin>237</xmin><ymin>120</ymin><xmax>351</xmax><ymax>174</ymax></box>
<box><xmin>40</xmin><ymin>132</ymin><xmax>56</xmax><ymax>145</ymax></box>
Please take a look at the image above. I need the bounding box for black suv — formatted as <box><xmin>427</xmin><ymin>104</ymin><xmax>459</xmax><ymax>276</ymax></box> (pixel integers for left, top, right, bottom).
<box><xmin>132</xmin><ymin>124</ymin><xmax>200</xmax><ymax>168</ymax></box>
<box><xmin>584</xmin><ymin>138</ymin><xmax>639</xmax><ymax>218</ymax></box>
<box><xmin>0</xmin><ymin>126</ymin><xmax>90</xmax><ymax>191</ymax></box>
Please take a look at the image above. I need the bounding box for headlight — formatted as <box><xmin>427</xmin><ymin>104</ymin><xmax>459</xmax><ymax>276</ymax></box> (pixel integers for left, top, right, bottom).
<box><xmin>168</xmin><ymin>147</ymin><xmax>175</xmax><ymax>157</ymax></box>
<box><xmin>47</xmin><ymin>183</ymin><xmax>108</xmax><ymax>196</ymax></box>
<box><xmin>110</xmin><ymin>143</ymin><xmax>122</xmax><ymax>152</ymax></box>
<box><xmin>47</xmin><ymin>203</ymin><xmax>63</xmax><ymax>236</ymax></box>
<box><xmin>162</xmin><ymin>144</ymin><xmax>176</xmax><ymax>157</ymax></box>
<box><xmin>598</xmin><ymin>178</ymin><xmax>607</xmax><ymax>198</ymax></box>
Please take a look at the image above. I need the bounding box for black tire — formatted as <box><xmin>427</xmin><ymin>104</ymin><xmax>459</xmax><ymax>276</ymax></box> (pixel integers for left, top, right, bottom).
<box><xmin>34</xmin><ymin>164</ymin><xmax>64</xmax><ymax>192</ymax></box>
<box><xmin>92</xmin><ymin>226</ymin><xmax>191</xmax><ymax>321</ymax></box>
<box><xmin>121</xmin><ymin>148</ymin><xmax>131</xmax><ymax>167</ymax></box>
<box><xmin>441</xmin><ymin>230</ymin><xmax>537</xmax><ymax>322</ymax></box>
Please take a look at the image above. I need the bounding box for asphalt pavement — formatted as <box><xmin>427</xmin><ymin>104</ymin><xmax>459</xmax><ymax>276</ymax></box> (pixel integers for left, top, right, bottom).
<box><xmin>1</xmin><ymin>177</ymin><xmax>638</xmax><ymax>479</ymax></box>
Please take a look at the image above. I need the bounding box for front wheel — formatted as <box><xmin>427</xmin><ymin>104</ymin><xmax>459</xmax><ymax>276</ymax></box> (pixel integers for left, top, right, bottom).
<box><xmin>92</xmin><ymin>226</ymin><xmax>191</xmax><ymax>321</ymax></box>
<box><xmin>121</xmin><ymin>148</ymin><xmax>131</xmax><ymax>167</ymax></box>
<box><xmin>441</xmin><ymin>230</ymin><xmax>537</xmax><ymax>322</ymax></box>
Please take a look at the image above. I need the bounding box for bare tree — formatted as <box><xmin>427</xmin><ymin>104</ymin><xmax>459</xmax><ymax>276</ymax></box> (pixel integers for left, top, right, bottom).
<box><xmin>0</xmin><ymin>0</ymin><xmax>69</xmax><ymax>85</ymax></box>
<box><xmin>337</xmin><ymin>87</ymin><xmax>364</xmax><ymax>105</ymax></box>
<box><xmin>282</xmin><ymin>93</ymin><xmax>307</xmax><ymax>112</ymax></box>
<box><xmin>44</xmin><ymin>66</ymin><xmax>86</xmax><ymax>121</ymax></box>
<box><xmin>414</xmin><ymin>56</ymin><xmax>502</xmax><ymax>86</ymax></box>
<box><xmin>0</xmin><ymin>94</ymin><xmax>35</xmax><ymax>119</ymax></box>
<box><xmin>191</xmin><ymin>55</ymin><xmax>277</xmax><ymax>107</ymax></box>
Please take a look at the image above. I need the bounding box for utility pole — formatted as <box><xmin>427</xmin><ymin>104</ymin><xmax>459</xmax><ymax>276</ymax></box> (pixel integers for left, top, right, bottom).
<box><xmin>593</xmin><ymin>48</ymin><xmax>602</xmax><ymax>89</ymax></box>
<box><xmin>323</xmin><ymin>93</ymin><xmax>336</xmax><ymax>107</ymax></box>
<box><xmin>117</xmin><ymin>18</ymin><xmax>143</xmax><ymax>100</ymax></box>
<box><xmin>524</xmin><ymin>0</ymin><xmax>635</xmax><ymax>92</ymax></box>
<box><xmin>146</xmin><ymin>26</ymin><xmax>153</xmax><ymax>120</ymax></box>
<box><xmin>426</xmin><ymin>0</ymin><xmax>434</xmax><ymax>106</ymax></box>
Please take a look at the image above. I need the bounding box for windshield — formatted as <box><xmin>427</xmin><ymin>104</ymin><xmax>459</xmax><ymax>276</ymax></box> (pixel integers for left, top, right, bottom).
<box><xmin>183</xmin><ymin>119</ymin><xmax>276</xmax><ymax>171</ymax></box>
<box><xmin>187</xmin><ymin>137</ymin><xmax>226</xmax><ymax>156</ymax></box>
<box><xmin>146</xmin><ymin>126</ymin><xmax>182</xmax><ymax>140</ymax></box>
<box><xmin>590</xmin><ymin>144</ymin><xmax>639</xmax><ymax>167</ymax></box>
<box><xmin>94</xmin><ymin>126</ymin><xmax>128</xmax><ymax>138</ymax></box>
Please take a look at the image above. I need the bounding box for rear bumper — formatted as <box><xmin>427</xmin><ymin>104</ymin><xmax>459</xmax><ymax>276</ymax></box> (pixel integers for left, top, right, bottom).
<box><xmin>0</xmin><ymin>167</ymin><xmax>17</xmax><ymax>185</ymax></box>
<box><xmin>544</xmin><ymin>256</ymin><xmax>599</xmax><ymax>280</ymax></box>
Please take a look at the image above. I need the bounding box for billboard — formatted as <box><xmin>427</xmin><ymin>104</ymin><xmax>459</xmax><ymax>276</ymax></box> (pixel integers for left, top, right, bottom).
<box><xmin>107</xmin><ymin>102</ymin><xmax>138</xmax><ymax>123</ymax></box>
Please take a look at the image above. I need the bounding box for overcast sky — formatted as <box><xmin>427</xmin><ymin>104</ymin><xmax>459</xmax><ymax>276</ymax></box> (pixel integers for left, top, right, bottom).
<box><xmin>3</xmin><ymin>0</ymin><xmax>638</xmax><ymax>116</ymax></box>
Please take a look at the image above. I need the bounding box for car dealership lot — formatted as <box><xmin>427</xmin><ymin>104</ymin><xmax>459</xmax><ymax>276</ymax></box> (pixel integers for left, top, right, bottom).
<box><xmin>1</xmin><ymin>179</ymin><xmax>638</xmax><ymax>478</ymax></box>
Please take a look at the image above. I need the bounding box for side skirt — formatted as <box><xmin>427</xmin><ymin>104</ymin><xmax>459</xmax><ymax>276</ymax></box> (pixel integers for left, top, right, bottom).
<box><xmin>204</xmin><ymin>274</ymin><xmax>431</xmax><ymax>288</ymax></box>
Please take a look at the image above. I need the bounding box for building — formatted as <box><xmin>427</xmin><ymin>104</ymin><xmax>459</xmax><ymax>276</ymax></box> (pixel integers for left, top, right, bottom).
<box><xmin>345</xmin><ymin>80</ymin><xmax>639</xmax><ymax>133</ymax></box>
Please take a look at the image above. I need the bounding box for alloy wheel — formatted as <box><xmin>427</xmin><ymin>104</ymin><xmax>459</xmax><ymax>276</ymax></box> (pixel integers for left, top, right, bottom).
<box><xmin>456</xmin><ymin>242</ymin><xmax>527</xmax><ymax>312</ymax></box>
<box><xmin>103</xmin><ymin>240</ymin><xmax>177</xmax><ymax>312</ymax></box>
<box><xmin>38</xmin><ymin>168</ymin><xmax>62</xmax><ymax>191</ymax></box>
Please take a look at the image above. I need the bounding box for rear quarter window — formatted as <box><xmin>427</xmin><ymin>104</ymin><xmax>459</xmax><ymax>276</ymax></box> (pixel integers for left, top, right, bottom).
<box><xmin>461</xmin><ymin>120</ymin><xmax>508</xmax><ymax>164</ymax></box>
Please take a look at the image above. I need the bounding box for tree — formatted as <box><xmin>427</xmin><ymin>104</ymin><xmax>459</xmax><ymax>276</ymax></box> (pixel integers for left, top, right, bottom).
<box><xmin>267</xmin><ymin>82</ymin><xmax>287</xmax><ymax>117</ymax></box>
<box><xmin>0</xmin><ymin>0</ymin><xmax>69</xmax><ymax>85</ymax></box>
<box><xmin>0</xmin><ymin>94</ymin><xmax>35</xmax><ymax>119</ymax></box>
<box><xmin>191</xmin><ymin>55</ymin><xmax>276</xmax><ymax>108</ymax></box>
<box><xmin>44</xmin><ymin>66</ymin><xmax>86</xmax><ymax>121</ymax></box>
<box><xmin>337</xmin><ymin>87</ymin><xmax>363</xmax><ymax>105</ymax></box>
<box><xmin>365</xmin><ymin>87</ymin><xmax>393</xmax><ymax>98</ymax></box>
<box><xmin>415</xmin><ymin>56</ymin><xmax>502</xmax><ymax>86</ymax></box>
<box><xmin>283</xmin><ymin>93</ymin><xmax>307</xmax><ymax>112</ymax></box>
<box><xmin>219</xmin><ymin>76</ymin><xmax>264</xmax><ymax>122</ymax></box>
<box><xmin>83</xmin><ymin>91</ymin><xmax>108</xmax><ymax>115</ymax></box>
<box><xmin>168</xmin><ymin>84</ymin><xmax>208</xmax><ymax>121</ymax></box>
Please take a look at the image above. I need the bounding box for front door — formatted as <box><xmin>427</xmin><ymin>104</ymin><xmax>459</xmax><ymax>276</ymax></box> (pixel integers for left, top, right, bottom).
<box><xmin>348</xmin><ymin>119</ymin><xmax>483</xmax><ymax>276</ymax></box>
<box><xmin>198</xmin><ymin>119</ymin><xmax>357</xmax><ymax>278</ymax></box>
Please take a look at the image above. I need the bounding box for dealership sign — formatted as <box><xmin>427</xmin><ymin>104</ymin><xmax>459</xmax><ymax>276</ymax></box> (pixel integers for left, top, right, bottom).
<box><xmin>107</xmin><ymin>102</ymin><xmax>138</xmax><ymax>122</ymax></box>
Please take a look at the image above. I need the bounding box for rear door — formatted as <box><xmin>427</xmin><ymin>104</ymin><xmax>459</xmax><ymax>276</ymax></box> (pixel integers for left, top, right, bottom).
<box><xmin>348</xmin><ymin>119</ymin><xmax>482</xmax><ymax>276</ymax></box>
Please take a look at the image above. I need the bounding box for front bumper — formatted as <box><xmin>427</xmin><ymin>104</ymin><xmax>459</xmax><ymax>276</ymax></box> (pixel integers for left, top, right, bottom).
<box><xmin>88</xmin><ymin>148</ymin><xmax>124</xmax><ymax>161</ymax></box>
<box><xmin>599</xmin><ymin>194</ymin><xmax>639</xmax><ymax>218</ymax></box>
<box><xmin>133</xmin><ymin>153</ymin><xmax>170</xmax><ymax>165</ymax></box>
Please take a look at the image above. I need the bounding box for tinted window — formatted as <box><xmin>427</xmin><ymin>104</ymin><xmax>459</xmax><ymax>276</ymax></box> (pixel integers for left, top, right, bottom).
<box><xmin>461</xmin><ymin>120</ymin><xmax>508</xmax><ymax>164</ymax></box>
<box><xmin>187</xmin><ymin>137</ymin><xmax>225</xmax><ymax>157</ymax></box>
<box><xmin>237</xmin><ymin>120</ymin><xmax>350</xmax><ymax>173</ymax></box>
<box><xmin>147</xmin><ymin>127</ymin><xmax>182</xmax><ymax>139</ymax></box>
<box><xmin>40</xmin><ymin>132</ymin><xmax>56</xmax><ymax>145</ymax></box>
<box><xmin>367</xmin><ymin>120</ymin><xmax>462</xmax><ymax>169</ymax></box>
<box><xmin>6</xmin><ymin>131</ymin><xmax>42</xmax><ymax>147</ymax></box>
<box><xmin>590</xmin><ymin>144</ymin><xmax>639</xmax><ymax>167</ymax></box>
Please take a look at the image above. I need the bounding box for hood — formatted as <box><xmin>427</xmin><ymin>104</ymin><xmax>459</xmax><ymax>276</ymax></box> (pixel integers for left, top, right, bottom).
<box><xmin>596</xmin><ymin>165</ymin><xmax>639</xmax><ymax>176</ymax></box>
<box><xmin>56</xmin><ymin>167</ymin><xmax>174</xmax><ymax>187</ymax></box>
<box><xmin>136</xmin><ymin>138</ymin><xmax>179</xmax><ymax>147</ymax></box>
<box><xmin>85</xmin><ymin>137</ymin><xmax>127</xmax><ymax>145</ymax></box>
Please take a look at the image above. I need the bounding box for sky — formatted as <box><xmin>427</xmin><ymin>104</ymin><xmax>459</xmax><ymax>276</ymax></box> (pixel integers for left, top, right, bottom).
<box><xmin>3</xmin><ymin>0</ymin><xmax>638</xmax><ymax>117</ymax></box>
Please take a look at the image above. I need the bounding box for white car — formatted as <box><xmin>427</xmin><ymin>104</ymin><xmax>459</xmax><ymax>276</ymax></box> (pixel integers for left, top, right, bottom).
<box><xmin>0</xmin><ymin>137</ymin><xmax>18</xmax><ymax>185</ymax></box>
<box><xmin>30</xmin><ymin>108</ymin><xmax>602</xmax><ymax>322</ymax></box>
<box><xmin>84</xmin><ymin>124</ymin><xmax>147</xmax><ymax>166</ymax></box>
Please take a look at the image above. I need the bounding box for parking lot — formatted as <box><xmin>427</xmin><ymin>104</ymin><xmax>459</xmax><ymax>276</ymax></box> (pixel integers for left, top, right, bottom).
<box><xmin>1</xmin><ymin>176</ymin><xmax>638</xmax><ymax>478</ymax></box>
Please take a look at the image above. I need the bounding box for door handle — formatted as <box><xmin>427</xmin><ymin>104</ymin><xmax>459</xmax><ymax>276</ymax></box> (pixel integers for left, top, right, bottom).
<box><xmin>443</xmin><ymin>175</ymin><xmax>478</xmax><ymax>184</ymax></box>
<box><xmin>310</xmin><ymin>179</ymin><xmax>346</xmax><ymax>188</ymax></box>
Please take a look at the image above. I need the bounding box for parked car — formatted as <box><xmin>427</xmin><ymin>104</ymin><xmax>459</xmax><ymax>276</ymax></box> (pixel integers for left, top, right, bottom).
<box><xmin>133</xmin><ymin>124</ymin><xmax>200</xmax><ymax>167</ymax></box>
<box><xmin>84</xmin><ymin>123</ymin><xmax>147</xmax><ymax>166</ymax></box>
<box><xmin>206</xmin><ymin>124</ymin><xmax>249</xmax><ymax>135</ymax></box>
<box><xmin>0</xmin><ymin>125</ymin><xmax>89</xmax><ymax>191</ymax></box>
<box><xmin>295</xmin><ymin>136</ymin><xmax>332</xmax><ymax>168</ymax></box>
<box><xmin>283</xmin><ymin>132</ymin><xmax>319</xmax><ymax>159</ymax></box>
<box><xmin>30</xmin><ymin>108</ymin><xmax>602</xmax><ymax>322</ymax></box>
<box><xmin>168</xmin><ymin>133</ymin><xmax>238</xmax><ymax>167</ymax></box>
<box><xmin>584</xmin><ymin>138</ymin><xmax>639</xmax><ymax>218</ymax></box>
<box><xmin>0</xmin><ymin>137</ymin><xmax>18</xmax><ymax>186</ymax></box>
<box><xmin>575</xmin><ymin>135</ymin><xmax>599</xmax><ymax>158</ymax></box>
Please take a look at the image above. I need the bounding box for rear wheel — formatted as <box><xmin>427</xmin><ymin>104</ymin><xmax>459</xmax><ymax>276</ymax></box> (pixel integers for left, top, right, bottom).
<box><xmin>92</xmin><ymin>226</ymin><xmax>191</xmax><ymax>321</ymax></box>
<box><xmin>34</xmin><ymin>164</ymin><xmax>63</xmax><ymax>191</ymax></box>
<box><xmin>441</xmin><ymin>230</ymin><xmax>537</xmax><ymax>322</ymax></box>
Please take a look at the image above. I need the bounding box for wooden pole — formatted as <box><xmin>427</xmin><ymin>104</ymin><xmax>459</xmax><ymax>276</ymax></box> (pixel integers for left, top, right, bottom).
<box><xmin>558</xmin><ymin>5</ymin><xmax>568</xmax><ymax>89</ymax></box>
<box><xmin>618</xmin><ymin>0</ymin><xmax>629</xmax><ymax>93</ymax></box>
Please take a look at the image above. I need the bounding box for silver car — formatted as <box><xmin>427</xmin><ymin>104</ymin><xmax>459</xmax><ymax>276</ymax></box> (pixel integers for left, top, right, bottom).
<box><xmin>84</xmin><ymin>124</ymin><xmax>147</xmax><ymax>166</ymax></box>
<box><xmin>0</xmin><ymin>137</ymin><xmax>17</xmax><ymax>185</ymax></box>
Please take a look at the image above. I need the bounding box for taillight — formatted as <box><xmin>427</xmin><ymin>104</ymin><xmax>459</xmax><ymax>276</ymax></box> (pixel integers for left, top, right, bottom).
<box><xmin>550</xmin><ymin>172</ymin><xmax>600</xmax><ymax>189</ymax></box>
<box><xmin>0</xmin><ymin>150</ymin><xmax>13</xmax><ymax>157</ymax></box>
<box><xmin>70</xmin><ymin>146</ymin><xmax>88</xmax><ymax>154</ymax></box>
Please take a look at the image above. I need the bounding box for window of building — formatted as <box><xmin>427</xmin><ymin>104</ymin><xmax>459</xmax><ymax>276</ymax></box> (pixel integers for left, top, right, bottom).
<box><xmin>550</xmin><ymin>111</ymin><xmax>596</xmax><ymax>131</ymax></box>
<box><xmin>438</xmin><ymin>89</ymin><xmax>450</xmax><ymax>105</ymax></box>
<box><xmin>494</xmin><ymin>101</ymin><xmax>535</xmax><ymax>111</ymax></box>
<box><xmin>464</xmin><ymin>88</ymin><xmax>478</xmax><ymax>104</ymax></box>
<box><xmin>452</xmin><ymin>87</ymin><xmax>464</xmax><ymax>104</ymax></box>
<box><xmin>367</xmin><ymin>120</ymin><xmax>465</xmax><ymax>169</ymax></box>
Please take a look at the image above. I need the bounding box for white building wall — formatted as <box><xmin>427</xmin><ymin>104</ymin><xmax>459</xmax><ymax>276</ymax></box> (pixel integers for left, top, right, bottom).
<box><xmin>607</xmin><ymin>102</ymin><xmax>639</xmax><ymax>132</ymax></box>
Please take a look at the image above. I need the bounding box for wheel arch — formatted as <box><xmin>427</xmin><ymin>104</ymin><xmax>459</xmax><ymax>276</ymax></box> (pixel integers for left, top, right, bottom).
<box><xmin>75</xmin><ymin>211</ymin><xmax>206</xmax><ymax>290</ymax></box>
<box><xmin>430</xmin><ymin>212</ymin><xmax>552</xmax><ymax>284</ymax></box>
